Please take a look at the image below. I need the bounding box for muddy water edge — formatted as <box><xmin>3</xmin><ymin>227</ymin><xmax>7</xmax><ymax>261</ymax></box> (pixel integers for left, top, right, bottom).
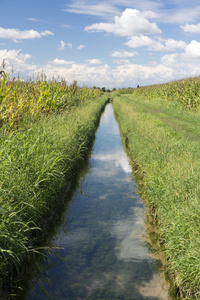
<box><xmin>21</xmin><ymin>103</ymin><xmax>174</xmax><ymax>300</ymax></box>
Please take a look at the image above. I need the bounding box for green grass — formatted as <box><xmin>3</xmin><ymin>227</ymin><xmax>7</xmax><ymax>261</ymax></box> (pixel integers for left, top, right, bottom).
<box><xmin>112</xmin><ymin>93</ymin><xmax>200</xmax><ymax>299</ymax></box>
<box><xmin>0</xmin><ymin>94</ymin><xmax>108</xmax><ymax>297</ymax></box>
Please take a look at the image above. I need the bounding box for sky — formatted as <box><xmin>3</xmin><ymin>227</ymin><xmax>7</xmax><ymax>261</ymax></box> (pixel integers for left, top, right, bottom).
<box><xmin>1</xmin><ymin>0</ymin><xmax>200</xmax><ymax>88</ymax></box>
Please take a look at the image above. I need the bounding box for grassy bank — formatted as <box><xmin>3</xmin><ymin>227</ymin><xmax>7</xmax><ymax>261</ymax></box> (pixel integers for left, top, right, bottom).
<box><xmin>0</xmin><ymin>76</ymin><xmax>108</xmax><ymax>297</ymax></box>
<box><xmin>112</xmin><ymin>93</ymin><xmax>200</xmax><ymax>299</ymax></box>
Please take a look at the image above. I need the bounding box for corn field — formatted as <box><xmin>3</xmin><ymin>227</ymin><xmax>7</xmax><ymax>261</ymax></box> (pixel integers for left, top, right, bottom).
<box><xmin>132</xmin><ymin>77</ymin><xmax>200</xmax><ymax>108</ymax></box>
<box><xmin>0</xmin><ymin>73</ymin><xmax>102</xmax><ymax>130</ymax></box>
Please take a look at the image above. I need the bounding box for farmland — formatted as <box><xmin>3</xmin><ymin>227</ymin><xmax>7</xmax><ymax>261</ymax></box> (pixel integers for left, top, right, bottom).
<box><xmin>2</xmin><ymin>72</ymin><xmax>200</xmax><ymax>299</ymax></box>
<box><xmin>0</xmin><ymin>74</ymin><xmax>108</xmax><ymax>297</ymax></box>
<box><xmin>112</xmin><ymin>77</ymin><xmax>200</xmax><ymax>299</ymax></box>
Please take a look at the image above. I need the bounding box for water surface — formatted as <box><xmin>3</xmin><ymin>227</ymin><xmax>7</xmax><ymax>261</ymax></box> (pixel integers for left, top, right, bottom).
<box><xmin>28</xmin><ymin>104</ymin><xmax>169</xmax><ymax>300</ymax></box>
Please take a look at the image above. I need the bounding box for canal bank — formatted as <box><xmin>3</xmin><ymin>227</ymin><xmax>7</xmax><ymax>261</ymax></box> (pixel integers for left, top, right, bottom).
<box><xmin>23</xmin><ymin>104</ymin><xmax>170</xmax><ymax>299</ymax></box>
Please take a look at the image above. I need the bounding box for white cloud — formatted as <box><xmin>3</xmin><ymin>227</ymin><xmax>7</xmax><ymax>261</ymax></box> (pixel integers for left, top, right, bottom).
<box><xmin>112</xmin><ymin>64</ymin><xmax>174</xmax><ymax>86</ymax></box>
<box><xmin>125</xmin><ymin>35</ymin><xmax>186</xmax><ymax>51</ymax></box>
<box><xmin>113</xmin><ymin>59</ymin><xmax>130</xmax><ymax>64</ymax></box>
<box><xmin>49</xmin><ymin>58</ymin><xmax>75</xmax><ymax>65</ymax></box>
<box><xmin>161</xmin><ymin>53</ymin><xmax>179</xmax><ymax>66</ymax></box>
<box><xmin>62</xmin><ymin>24</ymin><xmax>72</xmax><ymax>29</ymax></box>
<box><xmin>162</xmin><ymin>41</ymin><xmax>200</xmax><ymax>64</ymax></box>
<box><xmin>64</xmin><ymin>2</ymin><xmax>121</xmax><ymax>19</ymax></box>
<box><xmin>57</xmin><ymin>41</ymin><xmax>66</xmax><ymax>50</ymax></box>
<box><xmin>185</xmin><ymin>40</ymin><xmax>200</xmax><ymax>58</ymax></box>
<box><xmin>181</xmin><ymin>23</ymin><xmax>200</xmax><ymax>33</ymax></box>
<box><xmin>27</xmin><ymin>18</ymin><xmax>46</xmax><ymax>23</ymax></box>
<box><xmin>86</xmin><ymin>59</ymin><xmax>103</xmax><ymax>64</ymax></box>
<box><xmin>64</xmin><ymin>0</ymin><xmax>163</xmax><ymax>20</ymax></box>
<box><xmin>160</xmin><ymin>6</ymin><xmax>200</xmax><ymax>24</ymax></box>
<box><xmin>77</xmin><ymin>44</ymin><xmax>85</xmax><ymax>50</ymax></box>
<box><xmin>125</xmin><ymin>35</ymin><xmax>153</xmax><ymax>48</ymax></box>
<box><xmin>32</xmin><ymin>63</ymin><xmax>112</xmax><ymax>86</ymax></box>
<box><xmin>111</xmin><ymin>51</ymin><xmax>137</xmax><ymax>58</ymax></box>
<box><xmin>85</xmin><ymin>8</ymin><xmax>161</xmax><ymax>36</ymax></box>
<box><xmin>0</xmin><ymin>48</ymin><xmax>175</xmax><ymax>88</ymax></box>
<box><xmin>67</xmin><ymin>42</ymin><xmax>72</xmax><ymax>49</ymax></box>
<box><xmin>0</xmin><ymin>27</ymin><xmax>53</xmax><ymax>40</ymax></box>
<box><xmin>161</xmin><ymin>40</ymin><xmax>200</xmax><ymax>78</ymax></box>
<box><xmin>5</xmin><ymin>44</ymin><xmax>200</xmax><ymax>90</ymax></box>
<box><xmin>0</xmin><ymin>49</ymin><xmax>36</xmax><ymax>75</ymax></box>
<box><xmin>163</xmin><ymin>38</ymin><xmax>186</xmax><ymax>50</ymax></box>
<box><xmin>36</xmin><ymin>61</ymin><xmax>176</xmax><ymax>88</ymax></box>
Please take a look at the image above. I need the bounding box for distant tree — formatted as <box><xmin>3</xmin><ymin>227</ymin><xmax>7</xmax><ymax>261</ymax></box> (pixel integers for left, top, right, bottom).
<box><xmin>137</xmin><ymin>85</ymin><xmax>140</xmax><ymax>88</ymax></box>
<box><xmin>107</xmin><ymin>89</ymin><xmax>111</xmax><ymax>93</ymax></box>
<box><xmin>112</xmin><ymin>88</ymin><xmax>116</xmax><ymax>91</ymax></box>
<box><xmin>101</xmin><ymin>87</ymin><xmax>106</xmax><ymax>92</ymax></box>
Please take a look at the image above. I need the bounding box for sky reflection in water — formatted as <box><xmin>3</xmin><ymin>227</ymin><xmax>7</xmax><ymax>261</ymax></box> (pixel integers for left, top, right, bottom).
<box><xmin>29</xmin><ymin>104</ymin><xmax>168</xmax><ymax>300</ymax></box>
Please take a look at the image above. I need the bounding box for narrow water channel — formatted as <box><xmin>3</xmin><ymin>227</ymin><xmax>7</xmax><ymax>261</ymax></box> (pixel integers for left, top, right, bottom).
<box><xmin>27</xmin><ymin>104</ymin><xmax>169</xmax><ymax>300</ymax></box>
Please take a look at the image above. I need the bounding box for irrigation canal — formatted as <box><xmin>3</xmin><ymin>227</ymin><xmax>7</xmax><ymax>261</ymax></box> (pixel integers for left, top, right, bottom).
<box><xmin>25</xmin><ymin>103</ymin><xmax>170</xmax><ymax>299</ymax></box>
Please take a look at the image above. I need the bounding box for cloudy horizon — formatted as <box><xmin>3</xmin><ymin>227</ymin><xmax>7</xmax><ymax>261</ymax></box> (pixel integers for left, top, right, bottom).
<box><xmin>1</xmin><ymin>0</ymin><xmax>200</xmax><ymax>88</ymax></box>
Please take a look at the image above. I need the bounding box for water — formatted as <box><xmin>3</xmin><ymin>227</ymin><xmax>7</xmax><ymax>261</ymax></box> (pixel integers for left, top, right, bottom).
<box><xmin>27</xmin><ymin>104</ymin><xmax>169</xmax><ymax>300</ymax></box>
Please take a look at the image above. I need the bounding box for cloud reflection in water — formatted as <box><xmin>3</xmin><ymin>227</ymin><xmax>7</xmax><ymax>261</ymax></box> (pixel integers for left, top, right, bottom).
<box><xmin>111</xmin><ymin>207</ymin><xmax>149</xmax><ymax>261</ymax></box>
<box><xmin>93</xmin><ymin>150</ymin><xmax>132</xmax><ymax>173</ymax></box>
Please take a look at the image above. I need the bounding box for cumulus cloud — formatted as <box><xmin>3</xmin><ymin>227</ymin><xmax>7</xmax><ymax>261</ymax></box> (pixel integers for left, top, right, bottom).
<box><xmin>125</xmin><ymin>35</ymin><xmax>152</xmax><ymax>48</ymax></box>
<box><xmin>111</xmin><ymin>51</ymin><xmax>137</xmax><ymax>58</ymax></box>
<box><xmin>163</xmin><ymin>38</ymin><xmax>186</xmax><ymax>50</ymax></box>
<box><xmin>161</xmin><ymin>40</ymin><xmax>200</xmax><ymax>79</ymax></box>
<box><xmin>0</xmin><ymin>27</ymin><xmax>53</xmax><ymax>40</ymax></box>
<box><xmin>32</xmin><ymin>63</ymin><xmax>112</xmax><ymax>86</ymax></box>
<box><xmin>185</xmin><ymin>40</ymin><xmax>200</xmax><ymax>58</ymax></box>
<box><xmin>113</xmin><ymin>59</ymin><xmax>130</xmax><ymax>64</ymax></box>
<box><xmin>181</xmin><ymin>23</ymin><xmax>200</xmax><ymax>33</ymax></box>
<box><xmin>86</xmin><ymin>59</ymin><xmax>103</xmax><ymax>64</ymax></box>
<box><xmin>57</xmin><ymin>41</ymin><xmax>66</xmax><ymax>50</ymax></box>
<box><xmin>77</xmin><ymin>44</ymin><xmax>85</xmax><ymax>50</ymax></box>
<box><xmin>85</xmin><ymin>8</ymin><xmax>161</xmax><ymax>36</ymax></box>
<box><xmin>0</xmin><ymin>48</ymin><xmax>176</xmax><ymax>88</ymax></box>
<box><xmin>112</xmin><ymin>64</ymin><xmax>174</xmax><ymax>85</ymax></box>
<box><xmin>49</xmin><ymin>58</ymin><xmax>75</xmax><ymax>65</ymax></box>
<box><xmin>0</xmin><ymin>49</ymin><xmax>36</xmax><ymax>74</ymax></box>
<box><xmin>5</xmin><ymin>43</ymin><xmax>200</xmax><ymax>90</ymax></box>
<box><xmin>125</xmin><ymin>35</ymin><xmax>186</xmax><ymax>51</ymax></box>
<box><xmin>161</xmin><ymin>53</ymin><xmax>179</xmax><ymax>66</ymax></box>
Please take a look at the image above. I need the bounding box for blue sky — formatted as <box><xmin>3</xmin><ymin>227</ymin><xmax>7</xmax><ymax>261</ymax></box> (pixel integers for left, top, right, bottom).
<box><xmin>1</xmin><ymin>0</ymin><xmax>200</xmax><ymax>88</ymax></box>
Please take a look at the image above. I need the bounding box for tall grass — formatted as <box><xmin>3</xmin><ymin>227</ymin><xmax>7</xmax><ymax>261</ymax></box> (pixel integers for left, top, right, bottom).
<box><xmin>0</xmin><ymin>75</ymin><xmax>107</xmax><ymax>297</ymax></box>
<box><xmin>112</xmin><ymin>93</ymin><xmax>200</xmax><ymax>299</ymax></box>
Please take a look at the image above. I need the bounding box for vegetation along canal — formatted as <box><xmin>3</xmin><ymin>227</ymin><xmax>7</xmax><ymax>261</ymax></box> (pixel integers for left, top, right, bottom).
<box><xmin>26</xmin><ymin>103</ymin><xmax>170</xmax><ymax>299</ymax></box>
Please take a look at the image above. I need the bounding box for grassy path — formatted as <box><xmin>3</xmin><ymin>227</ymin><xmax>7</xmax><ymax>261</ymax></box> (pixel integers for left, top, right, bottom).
<box><xmin>112</xmin><ymin>94</ymin><xmax>200</xmax><ymax>299</ymax></box>
<box><xmin>127</xmin><ymin>95</ymin><xmax>200</xmax><ymax>142</ymax></box>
